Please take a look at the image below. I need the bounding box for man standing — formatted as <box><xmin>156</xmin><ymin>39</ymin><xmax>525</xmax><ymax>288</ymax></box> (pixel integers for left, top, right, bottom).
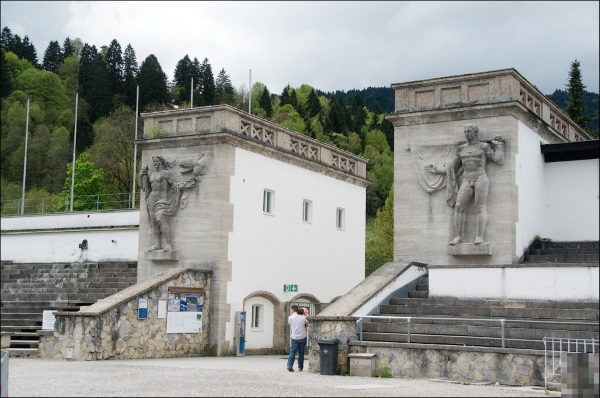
<box><xmin>287</xmin><ymin>305</ymin><xmax>307</xmax><ymax>372</ymax></box>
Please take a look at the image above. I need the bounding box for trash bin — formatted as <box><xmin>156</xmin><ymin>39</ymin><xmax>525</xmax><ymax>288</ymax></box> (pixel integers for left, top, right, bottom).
<box><xmin>318</xmin><ymin>338</ymin><xmax>340</xmax><ymax>375</ymax></box>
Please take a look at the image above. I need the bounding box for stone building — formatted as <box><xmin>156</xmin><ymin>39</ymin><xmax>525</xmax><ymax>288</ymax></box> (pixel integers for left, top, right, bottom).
<box><xmin>135</xmin><ymin>105</ymin><xmax>369</xmax><ymax>356</ymax></box>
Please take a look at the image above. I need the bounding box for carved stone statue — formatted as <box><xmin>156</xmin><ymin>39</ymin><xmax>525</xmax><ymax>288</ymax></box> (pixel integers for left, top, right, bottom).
<box><xmin>425</xmin><ymin>124</ymin><xmax>505</xmax><ymax>245</ymax></box>
<box><xmin>139</xmin><ymin>153</ymin><xmax>209</xmax><ymax>252</ymax></box>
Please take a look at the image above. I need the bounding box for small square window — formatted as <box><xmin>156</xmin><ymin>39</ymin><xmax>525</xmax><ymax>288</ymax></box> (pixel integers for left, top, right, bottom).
<box><xmin>336</xmin><ymin>207</ymin><xmax>345</xmax><ymax>230</ymax></box>
<box><xmin>263</xmin><ymin>189</ymin><xmax>274</xmax><ymax>214</ymax></box>
<box><xmin>251</xmin><ymin>304</ymin><xmax>262</xmax><ymax>329</ymax></box>
<box><xmin>302</xmin><ymin>200</ymin><xmax>312</xmax><ymax>223</ymax></box>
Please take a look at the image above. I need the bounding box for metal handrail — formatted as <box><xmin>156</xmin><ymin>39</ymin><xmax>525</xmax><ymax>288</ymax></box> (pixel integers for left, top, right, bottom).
<box><xmin>356</xmin><ymin>315</ymin><xmax>599</xmax><ymax>349</ymax></box>
<box><xmin>1</xmin><ymin>192</ymin><xmax>141</xmax><ymax>216</ymax></box>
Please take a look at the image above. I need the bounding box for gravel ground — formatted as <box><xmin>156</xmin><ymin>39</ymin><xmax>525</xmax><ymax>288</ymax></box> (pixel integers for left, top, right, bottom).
<box><xmin>4</xmin><ymin>355</ymin><xmax>560</xmax><ymax>397</ymax></box>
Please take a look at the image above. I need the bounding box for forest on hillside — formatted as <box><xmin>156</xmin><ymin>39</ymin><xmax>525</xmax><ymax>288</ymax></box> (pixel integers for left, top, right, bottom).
<box><xmin>1</xmin><ymin>26</ymin><xmax>597</xmax><ymax>275</ymax></box>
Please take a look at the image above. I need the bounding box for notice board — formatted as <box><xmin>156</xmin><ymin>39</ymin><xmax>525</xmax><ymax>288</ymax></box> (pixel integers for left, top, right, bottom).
<box><xmin>166</xmin><ymin>288</ymin><xmax>204</xmax><ymax>334</ymax></box>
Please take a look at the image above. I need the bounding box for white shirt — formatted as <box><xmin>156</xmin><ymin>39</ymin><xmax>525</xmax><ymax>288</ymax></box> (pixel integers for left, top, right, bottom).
<box><xmin>288</xmin><ymin>312</ymin><xmax>307</xmax><ymax>340</ymax></box>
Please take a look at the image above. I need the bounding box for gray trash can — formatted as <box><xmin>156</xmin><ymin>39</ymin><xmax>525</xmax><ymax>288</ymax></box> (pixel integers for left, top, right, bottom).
<box><xmin>318</xmin><ymin>339</ymin><xmax>339</xmax><ymax>375</ymax></box>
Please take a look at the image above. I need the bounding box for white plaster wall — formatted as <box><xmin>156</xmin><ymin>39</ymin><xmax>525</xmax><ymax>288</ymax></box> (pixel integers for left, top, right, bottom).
<box><xmin>544</xmin><ymin>158</ymin><xmax>599</xmax><ymax>241</ymax></box>
<box><xmin>429</xmin><ymin>267</ymin><xmax>599</xmax><ymax>301</ymax></box>
<box><xmin>244</xmin><ymin>296</ymin><xmax>275</xmax><ymax>349</ymax></box>
<box><xmin>515</xmin><ymin>121</ymin><xmax>548</xmax><ymax>258</ymax></box>
<box><xmin>227</xmin><ymin>148</ymin><xmax>366</xmax><ymax>350</ymax></box>
<box><xmin>0</xmin><ymin>211</ymin><xmax>139</xmax><ymax>263</ymax></box>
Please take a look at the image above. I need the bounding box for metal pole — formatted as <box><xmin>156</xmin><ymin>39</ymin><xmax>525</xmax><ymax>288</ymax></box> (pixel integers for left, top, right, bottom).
<box><xmin>407</xmin><ymin>317</ymin><xmax>411</xmax><ymax>343</ymax></box>
<box><xmin>190</xmin><ymin>77</ymin><xmax>193</xmax><ymax>108</ymax></box>
<box><xmin>248</xmin><ymin>69</ymin><xmax>252</xmax><ymax>114</ymax></box>
<box><xmin>20</xmin><ymin>98</ymin><xmax>30</xmax><ymax>214</ymax></box>
<box><xmin>500</xmin><ymin>319</ymin><xmax>505</xmax><ymax>348</ymax></box>
<box><xmin>131</xmin><ymin>86</ymin><xmax>139</xmax><ymax>209</ymax></box>
<box><xmin>70</xmin><ymin>93</ymin><xmax>78</xmax><ymax>212</ymax></box>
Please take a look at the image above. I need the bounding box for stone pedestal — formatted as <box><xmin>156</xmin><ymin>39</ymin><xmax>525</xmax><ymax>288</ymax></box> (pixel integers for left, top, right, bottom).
<box><xmin>447</xmin><ymin>242</ymin><xmax>494</xmax><ymax>256</ymax></box>
<box><xmin>144</xmin><ymin>250</ymin><xmax>179</xmax><ymax>261</ymax></box>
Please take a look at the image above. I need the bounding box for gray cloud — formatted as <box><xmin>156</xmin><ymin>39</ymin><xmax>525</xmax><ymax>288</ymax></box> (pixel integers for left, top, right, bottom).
<box><xmin>1</xmin><ymin>1</ymin><xmax>598</xmax><ymax>95</ymax></box>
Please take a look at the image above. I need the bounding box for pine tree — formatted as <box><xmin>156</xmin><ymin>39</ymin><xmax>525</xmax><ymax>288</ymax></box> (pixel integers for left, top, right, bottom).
<box><xmin>123</xmin><ymin>44</ymin><xmax>139</xmax><ymax>109</ymax></box>
<box><xmin>87</xmin><ymin>53</ymin><xmax>112</xmax><ymax>122</ymax></box>
<box><xmin>215</xmin><ymin>68</ymin><xmax>235</xmax><ymax>105</ymax></box>
<box><xmin>0</xmin><ymin>27</ymin><xmax>13</xmax><ymax>51</ymax></box>
<box><xmin>0</xmin><ymin>48</ymin><xmax>11</xmax><ymax>97</ymax></box>
<box><xmin>565</xmin><ymin>59</ymin><xmax>589</xmax><ymax>130</ymax></box>
<box><xmin>62</xmin><ymin>37</ymin><xmax>75</xmax><ymax>60</ymax></box>
<box><xmin>138</xmin><ymin>54</ymin><xmax>170</xmax><ymax>111</ymax></box>
<box><xmin>173</xmin><ymin>55</ymin><xmax>193</xmax><ymax>105</ymax></box>
<box><xmin>280</xmin><ymin>84</ymin><xmax>291</xmax><ymax>107</ymax></box>
<box><xmin>20</xmin><ymin>35</ymin><xmax>39</xmax><ymax>67</ymax></box>
<box><xmin>306</xmin><ymin>88</ymin><xmax>322</xmax><ymax>118</ymax></box>
<box><xmin>259</xmin><ymin>87</ymin><xmax>273</xmax><ymax>118</ymax></box>
<box><xmin>192</xmin><ymin>57</ymin><xmax>202</xmax><ymax>106</ymax></box>
<box><xmin>79</xmin><ymin>43</ymin><xmax>98</xmax><ymax>98</ymax></box>
<box><xmin>200</xmin><ymin>57</ymin><xmax>215</xmax><ymax>106</ymax></box>
<box><xmin>42</xmin><ymin>40</ymin><xmax>63</xmax><ymax>73</ymax></box>
<box><xmin>105</xmin><ymin>39</ymin><xmax>124</xmax><ymax>100</ymax></box>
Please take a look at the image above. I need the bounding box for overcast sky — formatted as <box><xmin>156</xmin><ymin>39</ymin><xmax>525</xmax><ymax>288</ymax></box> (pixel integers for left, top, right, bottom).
<box><xmin>1</xmin><ymin>1</ymin><xmax>598</xmax><ymax>95</ymax></box>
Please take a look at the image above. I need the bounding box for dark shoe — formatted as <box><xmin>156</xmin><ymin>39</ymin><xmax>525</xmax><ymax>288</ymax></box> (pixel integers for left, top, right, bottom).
<box><xmin>298</xmin><ymin>368</ymin><xmax>303</xmax><ymax>372</ymax></box>
<box><xmin>287</xmin><ymin>367</ymin><xmax>294</xmax><ymax>372</ymax></box>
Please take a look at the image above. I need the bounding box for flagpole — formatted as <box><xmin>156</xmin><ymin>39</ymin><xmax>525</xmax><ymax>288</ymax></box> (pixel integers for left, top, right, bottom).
<box><xmin>69</xmin><ymin>92</ymin><xmax>78</xmax><ymax>212</ymax></box>
<box><xmin>190</xmin><ymin>77</ymin><xmax>194</xmax><ymax>108</ymax></box>
<box><xmin>131</xmin><ymin>85</ymin><xmax>139</xmax><ymax>209</ymax></box>
<box><xmin>20</xmin><ymin>98</ymin><xmax>30</xmax><ymax>214</ymax></box>
<box><xmin>248</xmin><ymin>69</ymin><xmax>252</xmax><ymax>114</ymax></box>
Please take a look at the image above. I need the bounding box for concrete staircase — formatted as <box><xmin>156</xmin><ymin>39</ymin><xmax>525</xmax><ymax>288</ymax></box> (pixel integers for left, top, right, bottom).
<box><xmin>521</xmin><ymin>239</ymin><xmax>599</xmax><ymax>264</ymax></box>
<box><xmin>1</xmin><ymin>261</ymin><xmax>137</xmax><ymax>356</ymax></box>
<box><xmin>360</xmin><ymin>240</ymin><xmax>599</xmax><ymax>351</ymax></box>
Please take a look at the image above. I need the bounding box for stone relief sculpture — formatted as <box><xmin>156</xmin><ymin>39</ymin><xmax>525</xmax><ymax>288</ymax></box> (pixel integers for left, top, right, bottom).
<box><xmin>424</xmin><ymin>124</ymin><xmax>505</xmax><ymax>245</ymax></box>
<box><xmin>139</xmin><ymin>152</ymin><xmax>210</xmax><ymax>252</ymax></box>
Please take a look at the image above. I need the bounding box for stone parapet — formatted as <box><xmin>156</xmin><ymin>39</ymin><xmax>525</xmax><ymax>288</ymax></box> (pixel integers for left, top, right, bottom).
<box><xmin>390</xmin><ymin>68</ymin><xmax>592</xmax><ymax>142</ymax></box>
<box><xmin>140</xmin><ymin>105</ymin><xmax>368</xmax><ymax>183</ymax></box>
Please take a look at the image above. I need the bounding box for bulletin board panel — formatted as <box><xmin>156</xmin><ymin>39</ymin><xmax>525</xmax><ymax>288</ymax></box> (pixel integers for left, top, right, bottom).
<box><xmin>166</xmin><ymin>288</ymin><xmax>205</xmax><ymax>334</ymax></box>
<box><xmin>166</xmin><ymin>311</ymin><xmax>203</xmax><ymax>334</ymax></box>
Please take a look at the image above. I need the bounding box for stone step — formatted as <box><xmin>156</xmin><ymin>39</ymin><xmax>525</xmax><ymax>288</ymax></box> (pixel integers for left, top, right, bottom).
<box><xmin>2</xmin><ymin>282</ymin><xmax>132</xmax><ymax>296</ymax></box>
<box><xmin>523</xmin><ymin>254</ymin><xmax>599</xmax><ymax>263</ymax></box>
<box><xmin>361</xmin><ymin>321</ymin><xmax>599</xmax><ymax>340</ymax></box>
<box><xmin>408</xmin><ymin>291</ymin><xmax>429</xmax><ymax>299</ymax></box>
<box><xmin>415</xmin><ymin>283</ymin><xmax>429</xmax><ymax>292</ymax></box>
<box><xmin>3</xmin><ymin>277</ymin><xmax>138</xmax><ymax>285</ymax></box>
<box><xmin>528</xmin><ymin>248</ymin><xmax>599</xmax><ymax>255</ymax></box>
<box><xmin>1</xmin><ymin>300</ymin><xmax>95</xmax><ymax>309</ymax></box>
<box><xmin>531</xmin><ymin>240</ymin><xmax>599</xmax><ymax>250</ymax></box>
<box><xmin>2</xmin><ymin>292</ymin><xmax>111</xmax><ymax>301</ymax></box>
<box><xmin>379</xmin><ymin>304</ymin><xmax>598</xmax><ymax>321</ymax></box>
<box><xmin>359</xmin><ymin>332</ymin><xmax>593</xmax><ymax>351</ymax></box>
<box><xmin>389</xmin><ymin>298</ymin><xmax>599</xmax><ymax>310</ymax></box>
<box><xmin>0</xmin><ymin>312</ymin><xmax>42</xmax><ymax>320</ymax></box>
<box><xmin>0</xmin><ymin>318</ymin><xmax>41</xmax><ymax>327</ymax></box>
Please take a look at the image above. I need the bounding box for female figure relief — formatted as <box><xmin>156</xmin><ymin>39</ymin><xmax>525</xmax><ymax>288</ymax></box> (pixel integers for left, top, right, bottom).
<box><xmin>139</xmin><ymin>156</ymin><xmax>177</xmax><ymax>251</ymax></box>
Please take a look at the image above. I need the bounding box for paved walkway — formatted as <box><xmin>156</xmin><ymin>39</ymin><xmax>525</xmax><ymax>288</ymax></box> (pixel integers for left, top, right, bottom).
<box><xmin>5</xmin><ymin>355</ymin><xmax>560</xmax><ymax>397</ymax></box>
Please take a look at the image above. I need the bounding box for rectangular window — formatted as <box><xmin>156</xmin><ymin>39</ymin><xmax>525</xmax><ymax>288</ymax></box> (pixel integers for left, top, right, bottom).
<box><xmin>302</xmin><ymin>200</ymin><xmax>312</xmax><ymax>223</ymax></box>
<box><xmin>336</xmin><ymin>207</ymin><xmax>345</xmax><ymax>230</ymax></box>
<box><xmin>263</xmin><ymin>189</ymin><xmax>274</xmax><ymax>214</ymax></box>
<box><xmin>251</xmin><ymin>304</ymin><xmax>262</xmax><ymax>329</ymax></box>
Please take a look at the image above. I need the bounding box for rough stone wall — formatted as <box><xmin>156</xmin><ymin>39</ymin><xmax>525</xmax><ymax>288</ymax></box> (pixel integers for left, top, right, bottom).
<box><xmin>38</xmin><ymin>269</ymin><xmax>211</xmax><ymax>360</ymax></box>
<box><xmin>307</xmin><ymin>317</ymin><xmax>554</xmax><ymax>386</ymax></box>
<box><xmin>349</xmin><ymin>343</ymin><xmax>553</xmax><ymax>386</ymax></box>
<box><xmin>307</xmin><ymin>317</ymin><xmax>359</xmax><ymax>374</ymax></box>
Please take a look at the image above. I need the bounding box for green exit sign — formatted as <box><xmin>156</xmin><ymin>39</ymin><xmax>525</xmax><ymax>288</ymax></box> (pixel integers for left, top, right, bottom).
<box><xmin>284</xmin><ymin>284</ymin><xmax>298</xmax><ymax>292</ymax></box>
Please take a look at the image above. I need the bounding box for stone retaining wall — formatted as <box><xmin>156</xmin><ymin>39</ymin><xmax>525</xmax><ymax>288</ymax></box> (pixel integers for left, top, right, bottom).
<box><xmin>38</xmin><ymin>268</ymin><xmax>211</xmax><ymax>360</ymax></box>
<box><xmin>308</xmin><ymin>317</ymin><xmax>557</xmax><ymax>387</ymax></box>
